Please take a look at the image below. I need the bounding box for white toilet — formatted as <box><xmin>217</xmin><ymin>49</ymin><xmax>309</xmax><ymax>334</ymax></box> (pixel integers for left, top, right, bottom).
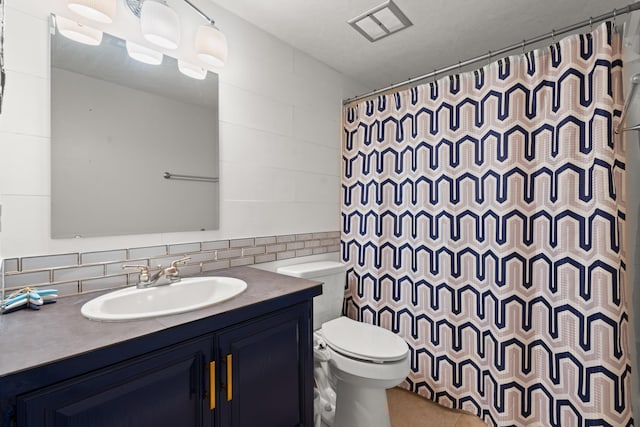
<box><xmin>277</xmin><ymin>261</ymin><xmax>410</xmax><ymax>427</ymax></box>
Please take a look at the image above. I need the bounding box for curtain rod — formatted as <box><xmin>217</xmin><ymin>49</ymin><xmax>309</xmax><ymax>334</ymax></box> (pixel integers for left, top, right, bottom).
<box><xmin>343</xmin><ymin>2</ymin><xmax>640</xmax><ymax>106</ymax></box>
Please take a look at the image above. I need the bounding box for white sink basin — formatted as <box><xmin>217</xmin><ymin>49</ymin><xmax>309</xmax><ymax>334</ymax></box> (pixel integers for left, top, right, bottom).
<box><xmin>81</xmin><ymin>276</ymin><xmax>247</xmax><ymax>321</ymax></box>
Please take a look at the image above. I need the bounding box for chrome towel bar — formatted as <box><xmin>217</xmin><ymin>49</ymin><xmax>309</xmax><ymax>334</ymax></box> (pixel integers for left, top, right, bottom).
<box><xmin>163</xmin><ymin>172</ymin><xmax>219</xmax><ymax>183</ymax></box>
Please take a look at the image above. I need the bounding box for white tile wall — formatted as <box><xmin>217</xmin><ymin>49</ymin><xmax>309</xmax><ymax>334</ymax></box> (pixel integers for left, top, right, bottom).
<box><xmin>293</xmin><ymin>107</ymin><xmax>341</xmax><ymax>148</ymax></box>
<box><xmin>0</xmin><ymin>195</ymin><xmax>51</xmax><ymax>256</ymax></box>
<box><xmin>0</xmin><ymin>133</ymin><xmax>49</xmax><ymax>196</ymax></box>
<box><xmin>293</xmin><ymin>142</ymin><xmax>340</xmax><ymax>176</ymax></box>
<box><xmin>219</xmin><ymin>83</ymin><xmax>294</xmax><ymax>136</ymax></box>
<box><xmin>0</xmin><ymin>0</ymin><xmax>370</xmax><ymax>259</ymax></box>
<box><xmin>4</xmin><ymin>0</ymin><xmax>46</xmax><ymax>18</ymax></box>
<box><xmin>220</xmin><ymin>122</ymin><xmax>297</xmax><ymax>170</ymax></box>
<box><xmin>4</xmin><ymin>6</ymin><xmax>49</xmax><ymax>77</ymax></box>
<box><xmin>0</xmin><ymin>71</ymin><xmax>49</xmax><ymax>137</ymax></box>
<box><xmin>293</xmin><ymin>173</ymin><xmax>340</xmax><ymax>204</ymax></box>
<box><xmin>222</xmin><ymin>161</ymin><xmax>297</xmax><ymax>202</ymax></box>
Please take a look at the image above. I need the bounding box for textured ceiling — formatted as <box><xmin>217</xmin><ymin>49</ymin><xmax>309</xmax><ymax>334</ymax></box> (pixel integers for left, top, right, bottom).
<box><xmin>210</xmin><ymin>0</ymin><xmax>635</xmax><ymax>94</ymax></box>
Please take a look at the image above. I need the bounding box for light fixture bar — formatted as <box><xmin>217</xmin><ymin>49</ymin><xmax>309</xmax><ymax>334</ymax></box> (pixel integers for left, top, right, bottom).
<box><xmin>182</xmin><ymin>0</ymin><xmax>214</xmax><ymax>25</ymax></box>
<box><xmin>126</xmin><ymin>0</ymin><xmax>214</xmax><ymax>24</ymax></box>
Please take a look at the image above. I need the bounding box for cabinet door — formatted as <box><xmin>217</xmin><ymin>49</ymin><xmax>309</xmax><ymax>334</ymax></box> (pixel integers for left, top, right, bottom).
<box><xmin>217</xmin><ymin>303</ymin><xmax>313</xmax><ymax>427</ymax></box>
<box><xmin>17</xmin><ymin>336</ymin><xmax>214</xmax><ymax>427</ymax></box>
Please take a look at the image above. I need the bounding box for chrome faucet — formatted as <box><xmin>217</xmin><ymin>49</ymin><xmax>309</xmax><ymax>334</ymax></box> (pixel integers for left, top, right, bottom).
<box><xmin>123</xmin><ymin>256</ymin><xmax>191</xmax><ymax>288</ymax></box>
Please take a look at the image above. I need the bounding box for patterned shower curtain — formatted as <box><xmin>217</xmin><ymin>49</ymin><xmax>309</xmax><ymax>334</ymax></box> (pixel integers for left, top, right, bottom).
<box><xmin>341</xmin><ymin>23</ymin><xmax>631</xmax><ymax>426</ymax></box>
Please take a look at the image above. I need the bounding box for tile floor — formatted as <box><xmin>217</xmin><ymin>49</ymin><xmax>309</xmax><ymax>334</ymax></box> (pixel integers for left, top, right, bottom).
<box><xmin>387</xmin><ymin>388</ymin><xmax>486</xmax><ymax>427</ymax></box>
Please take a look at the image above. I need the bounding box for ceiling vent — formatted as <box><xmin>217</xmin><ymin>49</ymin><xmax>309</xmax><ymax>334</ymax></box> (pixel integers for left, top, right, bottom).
<box><xmin>348</xmin><ymin>0</ymin><xmax>412</xmax><ymax>42</ymax></box>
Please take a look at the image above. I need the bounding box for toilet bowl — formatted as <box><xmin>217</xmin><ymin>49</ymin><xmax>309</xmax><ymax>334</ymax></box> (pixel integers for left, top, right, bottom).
<box><xmin>318</xmin><ymin>316</ymin><xmax>410</xmax><ymax>427</ymax></box>
<box><xmin>277</xmin><ymin>261</ymin><xmax>410</xmax><ymax>427</ymax></box>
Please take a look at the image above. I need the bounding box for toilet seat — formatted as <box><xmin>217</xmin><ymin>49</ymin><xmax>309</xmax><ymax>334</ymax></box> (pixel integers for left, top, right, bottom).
<box><xmin>321</xmin><ymin>317</ymin><xmax>408</xmax><ymax>363</ymax></box>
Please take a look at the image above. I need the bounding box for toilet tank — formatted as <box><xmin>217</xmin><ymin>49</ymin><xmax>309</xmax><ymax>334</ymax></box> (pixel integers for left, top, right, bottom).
<box><xmin>277</xmin><ymin>261</ymin><xmax>347</xmax><ymax>330</ymax></box>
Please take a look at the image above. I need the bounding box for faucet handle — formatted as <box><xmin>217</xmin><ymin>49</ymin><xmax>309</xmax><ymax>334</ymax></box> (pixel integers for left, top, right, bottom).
<box><xmin>170</xmin><ymin>256</ymin><xmax>191</xmax><ymax>269</ymax></box>
<box><xmin>122</xmin><ymin>264</ymin><xmax>150</xmax><ymax>282</ymax></box>
<box><xmin>162</xmin><ymin>256</ymin><xmax>190</xmax><ymax>282</ymax></box>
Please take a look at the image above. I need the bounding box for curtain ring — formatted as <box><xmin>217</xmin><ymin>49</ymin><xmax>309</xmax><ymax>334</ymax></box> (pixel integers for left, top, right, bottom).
<box><xmin>613</xmin><ymin>9</ymin><xmax>617</xmax><ymax>32</ymax></box>
<box><xmin>551</xmin><ymin>29</ymin><xmax>556</xmax><ymax>43</ymax></box>
<box><xmin>589</xmin><ymin>17</ymin><xmax>593</xmax><ymax>31</ymax></box>
<box><xmin>522</xmin><ymin>39</ymin><xmax>526</xmax><ymax>55</ymax></box>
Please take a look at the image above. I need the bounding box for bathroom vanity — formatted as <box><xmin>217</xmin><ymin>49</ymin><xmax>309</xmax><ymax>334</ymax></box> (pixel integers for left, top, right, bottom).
<box><xmin>0</xmin><ymin>267</ymin><xmax>321</xmax><ymax>427</ymax></box>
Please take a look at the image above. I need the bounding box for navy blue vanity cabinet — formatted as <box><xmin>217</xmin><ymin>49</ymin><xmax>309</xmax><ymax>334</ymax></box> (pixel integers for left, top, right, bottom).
<box><xmin>217</xmin><ymin>304</ymin><xmax>313</xmax><ymax>427</ymax></box>
<box><xmin>13</xmin><ymin>301</ymin><xmax>314</xmax><ymax>427</ymax></box>
<box><xmin>16</xmin><ymin>336</ymin><xmax>214</xmax><ymax>427</ymax></box>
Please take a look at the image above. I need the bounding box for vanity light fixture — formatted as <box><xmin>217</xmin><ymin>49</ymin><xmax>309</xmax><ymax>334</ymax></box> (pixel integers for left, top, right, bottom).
<box><xmin>67</xmin><ymin>0</ymin><xmax>116</xmax><ymax>24</ymax></box>
<box><xmin>177</xmin><ymin>59</ymin><xmax>207</xmax><ymax>79</ymax></box>
<box><xmin>64</xmin><ymin>0</ymin><xmax>228</xmax><ymax>71</ymax></box>
<box><xmin>126</xmin><ymin>40</ymin><xmax>163</xmax><ymax>64</ymax></box>
<box><xmin>55</xmin><ymin>15</ymin><xmax>103</xmax><ymax>46</ymax></box>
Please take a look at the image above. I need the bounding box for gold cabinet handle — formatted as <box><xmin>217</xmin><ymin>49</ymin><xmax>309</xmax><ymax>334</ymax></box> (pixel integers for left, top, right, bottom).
<box><xmin>226</xmin><ymin>354</ymin><xmax>233</xmax><ymax>401</ymax></box>
<box><xmin>209</xmin><ymin>361</ymin><xmax>216</xmax><ymax>410</ymax></box>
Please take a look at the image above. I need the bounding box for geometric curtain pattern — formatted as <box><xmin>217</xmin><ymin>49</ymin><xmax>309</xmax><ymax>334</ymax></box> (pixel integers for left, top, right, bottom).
<box><xmin>341</xmin><ymin>22</ymin><xmax>631</xmax><ymax>426</ymax></box>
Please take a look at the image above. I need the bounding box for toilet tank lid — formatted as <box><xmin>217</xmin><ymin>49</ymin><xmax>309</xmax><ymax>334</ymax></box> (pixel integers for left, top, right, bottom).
<box><xmin>277</xmin><ymin>261</ymin><xmax>346</xmax><ymax>278</ymax></box>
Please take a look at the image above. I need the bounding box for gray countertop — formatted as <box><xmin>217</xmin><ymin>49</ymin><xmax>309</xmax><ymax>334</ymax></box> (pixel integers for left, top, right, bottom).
<box><xmin>0</xmin><ymin>266</ymin><xmax>321</xmax><ymax>379</ymax></box>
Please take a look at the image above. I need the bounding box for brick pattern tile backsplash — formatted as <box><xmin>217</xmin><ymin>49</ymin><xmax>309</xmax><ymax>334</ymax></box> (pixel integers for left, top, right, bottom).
<box><xmin>2</xmin><ymin>231</ymin><xmax>340</xmax><ymax>296</ymax></box>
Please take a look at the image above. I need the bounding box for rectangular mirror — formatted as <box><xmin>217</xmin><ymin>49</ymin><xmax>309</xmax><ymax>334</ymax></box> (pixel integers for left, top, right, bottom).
<box><xmin>50</xmin><ymin>15</ymin><xmax>219</xmax><ymax>238</ymax></box>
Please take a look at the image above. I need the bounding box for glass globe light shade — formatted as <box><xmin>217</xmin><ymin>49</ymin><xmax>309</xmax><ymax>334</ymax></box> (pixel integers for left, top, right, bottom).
<box><xmin>56</xmin><ymin>16</ymin><xmax>103</xmax><ymax>46</ymax></box>
<box><xmin>67</xmin><ymin>0</ymin><xmax>116</xmax><ymax>24</ymax></box>
<box><xmin>126</xmin><ymin>41</ymin><xmax>163</xmax><ymax>65</ymax></box>
<box><xmin>178</xmin><ymin>60</ymin><xmax>207</xmax><ymax>80</ymax></box>
<box><xmin>195</xmin><ymin>24</ymin><xmax>227</xmax><ymax>68</ymax></box>
<box><xmin>140</xmin><ymin>0</ymin><xmax>180</xmax><ymax>50</ymax></box>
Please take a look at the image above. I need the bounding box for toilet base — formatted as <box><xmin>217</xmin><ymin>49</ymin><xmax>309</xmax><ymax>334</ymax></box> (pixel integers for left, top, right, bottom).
<box><xmin>333</xmin><ymin>381</ymin><xmax>392</xmax><ymax>427</ymax></box>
